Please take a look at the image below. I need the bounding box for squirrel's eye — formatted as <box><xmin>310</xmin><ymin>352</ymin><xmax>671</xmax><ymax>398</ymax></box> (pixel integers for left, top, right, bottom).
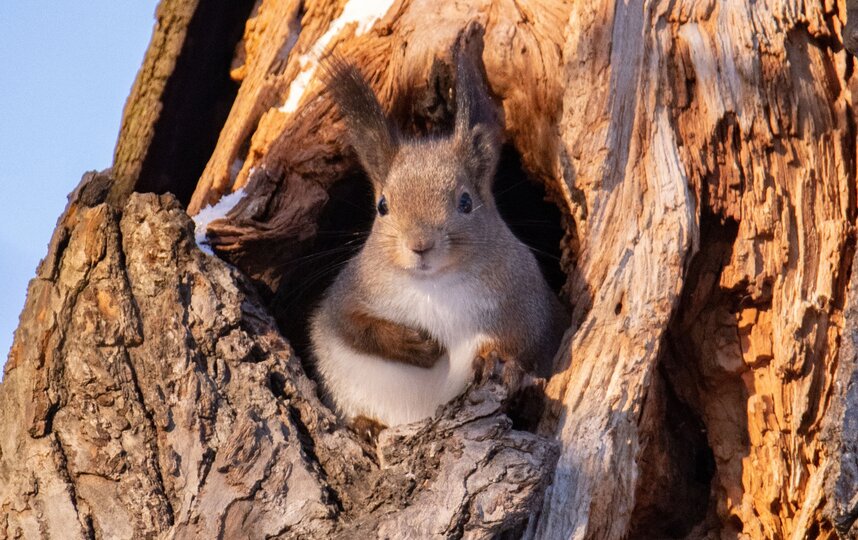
<box><xmin>377</xmin><ymin>195</ymin><xmax>389</xmax><ymax>216</ymax></box>
<box><xmin>457</xmin><ymin>192</ymin><xmax>473</xmax><ymax>214</ymax></box>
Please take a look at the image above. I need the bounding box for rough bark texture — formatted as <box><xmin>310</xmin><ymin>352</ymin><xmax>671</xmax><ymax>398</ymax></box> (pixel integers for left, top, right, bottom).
<box><xmin>846</xmin><ymin>0</ymin><xmax>858</xmax><ymax>54</ymax></box>
<box><xmin>824</xmin><ymin>248</ymin><xmax>858</xmax><ymax>537</ymax></box>
<box><xmin>0</xmin><ymin>178</ymin><xmax>556</xmax><ymax>539</ymax></box>
<box><xmin>4</xmin><ymin>0</ymin><xmax>858</xmax><ymax>538</ymax></box>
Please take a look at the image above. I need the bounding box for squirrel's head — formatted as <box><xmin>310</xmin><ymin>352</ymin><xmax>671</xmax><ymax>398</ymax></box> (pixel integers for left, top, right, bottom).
<box><xmin>325</xmin><ymin>54</ymin><xmax>503</xmax><ymax>277</ymax></box>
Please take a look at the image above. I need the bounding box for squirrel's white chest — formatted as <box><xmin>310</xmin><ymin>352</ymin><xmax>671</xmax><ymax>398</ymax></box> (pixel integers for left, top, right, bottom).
<box><xmin>384</xmin><ymin>273</ymin><xmax>494</xmax><ymax>347</ymax></box>
<box><xmin>316</xmin><ymin>274</ymin><xmax>495</xmax><ymax>426</ymax></box>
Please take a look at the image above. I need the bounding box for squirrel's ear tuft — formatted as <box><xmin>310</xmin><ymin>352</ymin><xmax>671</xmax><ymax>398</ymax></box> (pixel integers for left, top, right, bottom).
<box><xmin>321</xmin><ymin>57</ymin><xmax>399</xmax><ymax>187</ymax></box>
<box><xmin>453</xmin><ymin>52</ymin><xmax>501</xmax><ymax>186</ymax></box>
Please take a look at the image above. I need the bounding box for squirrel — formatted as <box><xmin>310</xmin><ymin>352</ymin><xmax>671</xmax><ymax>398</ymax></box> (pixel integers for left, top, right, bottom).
<box><xmin>310</xmin><ymin>53</ymin><xmax>568</xmax><ymax>431</ymax></box>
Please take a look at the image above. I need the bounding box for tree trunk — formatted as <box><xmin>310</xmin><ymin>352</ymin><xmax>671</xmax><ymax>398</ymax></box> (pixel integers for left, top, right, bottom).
<box><xmin>0</xmin><ymin>177</ymin><xmax>556</xmax><ymax>539</ymax></box>
<box><xmin>3</xmin><ymin>0</ymin><xmax>858</xmax><ymax>539</ymax></box>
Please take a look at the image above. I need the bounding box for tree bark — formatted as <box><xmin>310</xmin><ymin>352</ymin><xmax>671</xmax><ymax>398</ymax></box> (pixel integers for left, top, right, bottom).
<box><xmin>3</xmin><ymin>0</ymin><xmax>858</xmax><ymax>538</ymax></box>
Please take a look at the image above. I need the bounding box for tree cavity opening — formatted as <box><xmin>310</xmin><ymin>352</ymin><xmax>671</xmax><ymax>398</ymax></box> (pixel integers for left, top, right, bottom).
<box><xmin>269</xmin><ymin>144</ymin><xmax>568</xmax><ymax>389</ymax></box>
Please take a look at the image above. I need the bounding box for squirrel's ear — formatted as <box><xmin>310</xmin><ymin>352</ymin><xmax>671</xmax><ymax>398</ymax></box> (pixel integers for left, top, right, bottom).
<box><xmin>322</xmin><ymin>58</ymin><xmax>398</xmax><ymax>187</ymax></box>
<box><xmin>453</xmin><ymin>53</ymin><xmax>501</xmax><ymax>186</ymax></box>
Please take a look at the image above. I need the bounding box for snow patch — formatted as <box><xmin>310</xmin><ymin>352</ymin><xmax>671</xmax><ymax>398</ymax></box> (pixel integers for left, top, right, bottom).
<box><xmin>193</xmin><ymin>188</ymin><xmax>247</xmax><ymax>256</ymax></box>
<box><xmin>279</xmin><ymin>0</ymin><xmax>395</xmax><ymax>114</ymax></box>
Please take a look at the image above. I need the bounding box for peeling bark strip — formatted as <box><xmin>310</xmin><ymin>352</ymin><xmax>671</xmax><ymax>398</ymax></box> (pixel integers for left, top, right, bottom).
<box><xmin>533</xmin><ymin>0</ymin><xmax>697</xmax><ymax>537</ymax></box>
<box><xmin>111</xmin><ymin>0</ymin><xmax>199</xmax><ymax>206</ymax></box>
<box><xmin>0</xmin><ymin>176</ymin><xmax>556</xmax><ymax>539</ymax></box>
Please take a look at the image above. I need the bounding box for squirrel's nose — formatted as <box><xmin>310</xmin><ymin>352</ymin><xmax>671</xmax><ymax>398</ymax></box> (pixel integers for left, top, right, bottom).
<box><xmin>407</xmin><ymin>238</ymin><xmax>435</xmax><ymax>255</ymax></box>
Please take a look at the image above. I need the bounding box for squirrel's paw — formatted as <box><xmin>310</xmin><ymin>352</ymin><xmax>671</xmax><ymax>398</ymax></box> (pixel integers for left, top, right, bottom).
<box><xmin>401</xmin><ymin>328</ymin><xmax>445</xmax><ymax>368</ymax></box>
<box><xmin>350</xmin><ymin>415</ymin><xmax>386</xmax><ymax>443</ymax></box>
<box><xmin>472</xmin><ymin>349</ymin><xmax>527</xmax><ymax>393</ymax></box>
<box><xmin>472</xmin><ymin>348</ymin><xmax>548</xmax><ymax>398</ymax></box>
<box><xmin>472</xmin><ymin>346</ymin><xmax>548</xmax><ymax>430</ymax></box>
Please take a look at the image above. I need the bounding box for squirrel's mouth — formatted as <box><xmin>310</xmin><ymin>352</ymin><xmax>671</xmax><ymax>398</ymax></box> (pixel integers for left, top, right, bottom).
<box><xmin>411</xmin><ymin>262</ymin><xmax>438</xmax><ymax>275</ymax></box>
<box><xmin>404</xmin><ymin>258</ymin><xmax>449</xmax><ymax>278</ymax></box>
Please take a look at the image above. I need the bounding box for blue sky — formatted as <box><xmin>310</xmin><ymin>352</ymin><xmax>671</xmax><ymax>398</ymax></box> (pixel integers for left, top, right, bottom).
<box><xmin>0</xmin><ymin>3</ymin><xmax>159</xmax><ymax>369</ymax></box>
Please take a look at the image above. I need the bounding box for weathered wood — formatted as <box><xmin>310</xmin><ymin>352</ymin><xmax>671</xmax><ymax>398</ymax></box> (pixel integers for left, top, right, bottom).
<box><xmin>534</xmin><ymin>1</ymin><xmax>854</xmax><ymax>537</ymax></box>
<box><xmin>531</xmin><ymin>1</ymin><xmax>697</xmax><ymax>536</ymax></box>
<box><xmin>657</xmin><ymin>2</ymin><xmax>854</xmax><ymax>537</ymax></box>
<box><xmin>187</xmin><ymin>0</ymin><xmax>341</xmax><ymax>213</ymax></box>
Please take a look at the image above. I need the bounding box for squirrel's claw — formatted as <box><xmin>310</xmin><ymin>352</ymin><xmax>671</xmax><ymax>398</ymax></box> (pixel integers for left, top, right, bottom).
<box><xmin>471</xmin><ymin>351</ymin><xmax>549</xmax><ymax>431</ymax></box>
<box><xmin>472</xmin><ymin>349</ymin><xmax>525</xmax><ymax>392</ymax></box>
<box><xmin>403</xmin><ymin>329</ymin><xmax>444</xmax><ymax>367</ymax></box>
<box><xmin>351</xmin><ymin>415</ymin><xmax>386</xmax><ymax>443</ymax></box>
<box><xmin>471</xmin><ymin>349</ymin><xmax>497</xmax><ymax>385</ymax></box>
<box><xmin>472</xmin><ymin>348</ymin><xmax>548</xmax><ymax>400</ymax></box>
